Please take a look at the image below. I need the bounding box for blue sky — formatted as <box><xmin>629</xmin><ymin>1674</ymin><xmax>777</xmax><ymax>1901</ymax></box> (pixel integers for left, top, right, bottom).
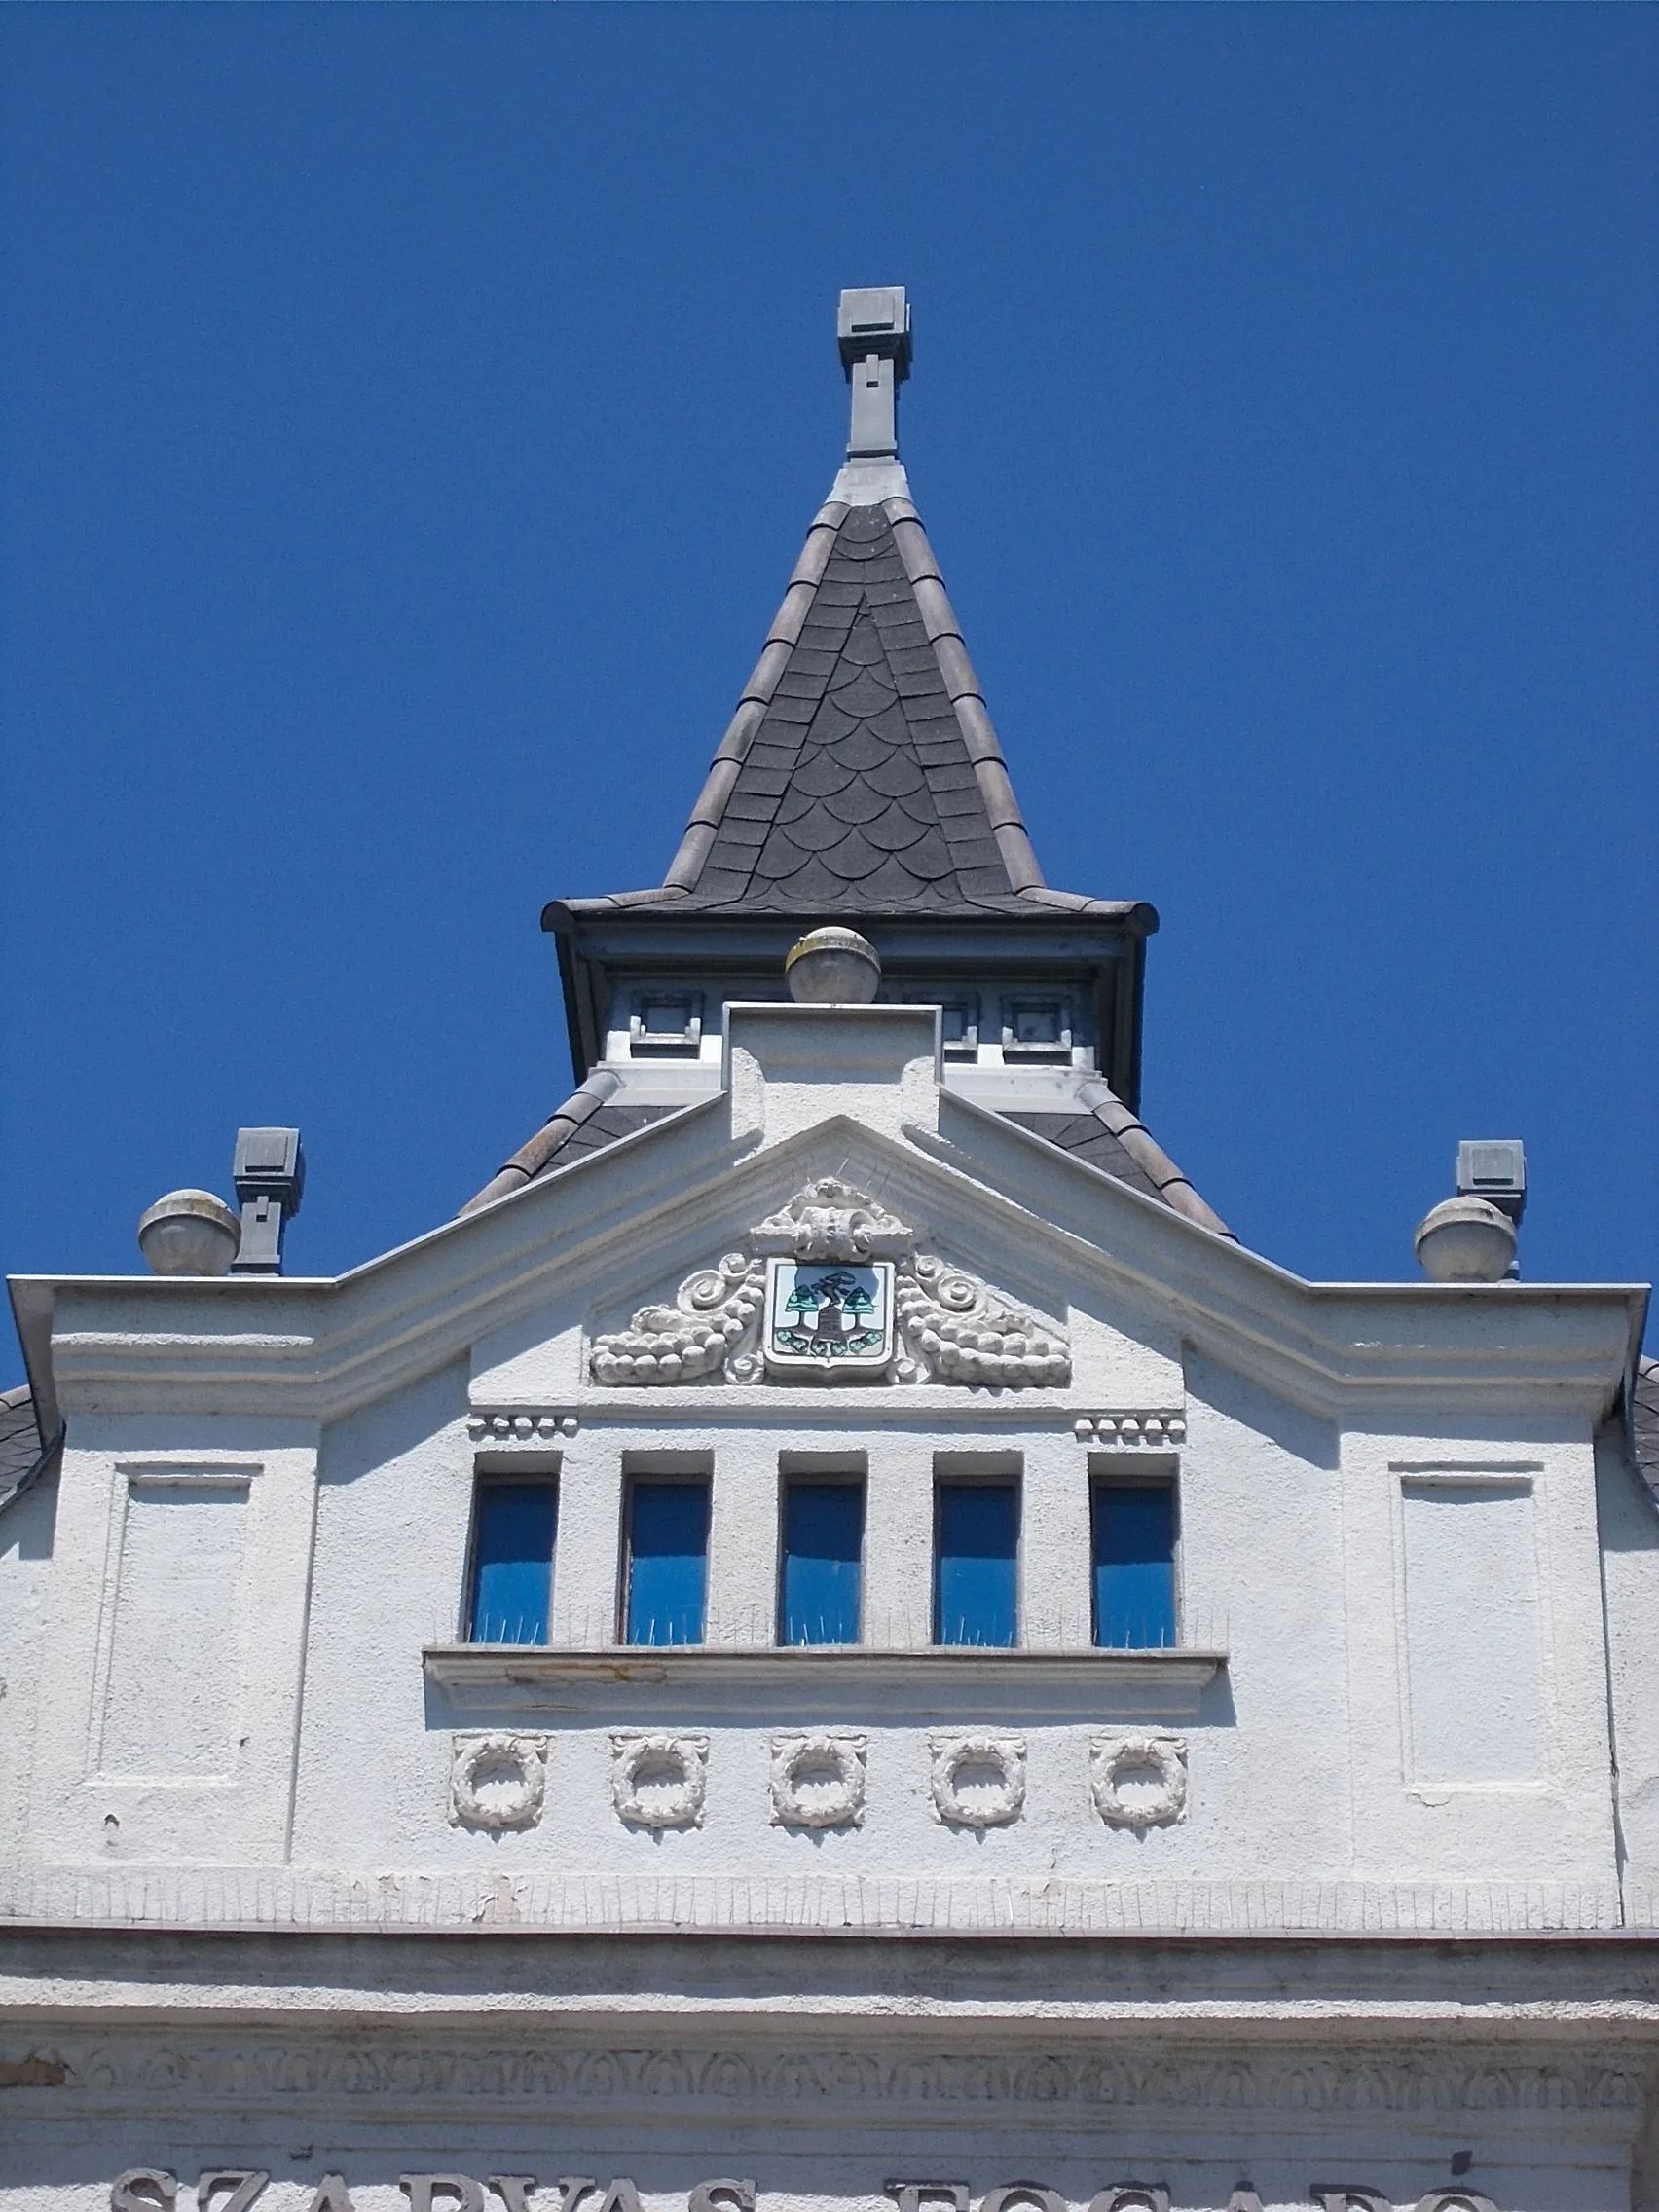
<box><xmin>2</xmin><ymin>4</ymin><xmax>1654</xmax><ymax>1372</ymax></box>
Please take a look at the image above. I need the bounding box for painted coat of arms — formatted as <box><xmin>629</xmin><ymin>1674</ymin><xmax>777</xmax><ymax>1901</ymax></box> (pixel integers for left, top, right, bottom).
<box><xmin>763</xmin><ymin>1257</ymin><xmax>895</xmax><ymax>1379</ymax></box>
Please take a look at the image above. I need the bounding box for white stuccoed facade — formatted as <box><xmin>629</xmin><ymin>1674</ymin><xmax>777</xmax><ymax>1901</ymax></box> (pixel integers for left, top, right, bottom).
<box><xmin>4</xmin><ymin>291</ymin><xmax>1657</xmax><ymax>2212</ymax></box>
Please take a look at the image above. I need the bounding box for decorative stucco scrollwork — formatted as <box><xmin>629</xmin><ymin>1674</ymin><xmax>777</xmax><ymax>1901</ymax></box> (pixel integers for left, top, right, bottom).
<box><xmin>930</xmin><ymin>1735</ymin><xmax>1026</xmax><ymax>1828</ymax></box>
<box><xmin>590</xmin><ymin>1180</ymin><xmax>1068</xmax><ymax>1389</ymax></box>
<box><xmin>750</xmin><ymin>1180</ymin><xmax>913</xmax><ymax>1264</ymax></box>
<box><xmin>589</xmin><ymin>1253</ymin><xmax>764</xmax><ymax>1384</ymax></box>
<box><xmin>1089</xmin><ymin>1733</ymin><xmax>1188</xmax><ymax>1829</ymax></box>
<box><xmin>768</xmin><ymin>1733</ymin><xmax>867</xmax><ymax>1828</ymax></box>
<box><xmin>897</xmin><ymin>1256</ymin><xmax>1070</xmax><ymax>1388</ymax></box>
<box><xmin>609</xmin><ymin>1732</ymin><xmax>708</xmax><ymax>1828</ymax></box>
<box><xmin>447</xmin><ymin>1733</ymin><xmax>548</xmax><ymax>1831</ymax></box>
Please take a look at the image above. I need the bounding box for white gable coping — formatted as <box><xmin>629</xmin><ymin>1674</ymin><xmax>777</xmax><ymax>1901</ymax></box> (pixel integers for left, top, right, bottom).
<box><xmin>9</xmin><ymin>1005</ymin><xmax>1645</xmax><ymax>1433</ymax></box>
<box><xmin>924</xmin><ymin>1089</ymin><xmax>1649</xmax><ymax>1422</ymax></box>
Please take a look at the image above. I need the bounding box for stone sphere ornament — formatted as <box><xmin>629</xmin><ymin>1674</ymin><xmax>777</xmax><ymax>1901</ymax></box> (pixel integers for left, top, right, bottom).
<box><xmin>1413</xmin><ymin>1196</ymin><xmax>1516</xmax><ymax>1284</ymax></box>
<box><xmin>137</xmin><ymin>1190</ymin><xmax>241</xmax><ymax>1277</ymax></box>
<box><xmin>784</xmin><ymin>927</ymin><xmax>882</xmax><ymax>1005</ymax></box>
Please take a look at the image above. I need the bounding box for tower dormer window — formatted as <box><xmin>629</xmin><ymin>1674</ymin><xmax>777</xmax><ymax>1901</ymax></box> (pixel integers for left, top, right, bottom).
<box><xmin>1002</xmin><ymin>995</ymin><xmax>1073</xmax><ymax>1061</ymax></box>
<box><xmin>939</xmin><ymin>994</ymin><xmax>979</xmax><ymax>1059</ymax></box>
<box><xmin>629</xmin><ymin>989</ymin><xmax>704</xmax><ymax>1056</ymax></box>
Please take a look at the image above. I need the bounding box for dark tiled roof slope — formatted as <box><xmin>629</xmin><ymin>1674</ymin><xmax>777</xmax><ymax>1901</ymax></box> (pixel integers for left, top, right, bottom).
<box><xmin>556</xmin><ymin>493</ymin><xmax>1151</xmax><ymax>929</ymax></box>
<box><xmin>669</xmin><ymin>504</ymin><xmax>1020</xmax><ymax>912</ymax></box>
<box><xmin>0</xmin><ymin>1381</ymin><xmax>59</xmax><ymax>1510</ymax></box>
<box><xmin>1634</xmin><ymin>1355</ymin><xmax>1659</xmax><ymax>1498</ymax></box>
<box><xmin>646</xmin><ymin>497</ymin><xmax>1142</xmax><ymax>926</ymax></box>
<box><xmin>0</xmin><ymin>1384</ymin><xmax>41</xmax><ymax>1491</ymax></box>
<box><xmin>461</xmin><ymin>1070</ymin><xmax>680</xmax><ymax>1215</ymax></box>
<box><xmin>1002</xmin><ymin>1114</ymin><xmax>1169</xmax><ymax>1206</ymax></box>
<box><xmin>1003</xmin><ymin>1083</ymin><xmax>1234</xmax><ymax>1238</ymax></box>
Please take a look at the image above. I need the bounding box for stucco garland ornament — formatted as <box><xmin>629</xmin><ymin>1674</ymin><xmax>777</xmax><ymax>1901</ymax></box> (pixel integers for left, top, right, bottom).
<box><xmin>588</xmin><ymin>1252</ymin><xmax>765</xmax><ymax>1385</ymax></box>
<box><xmin>768</xmin><ymin>1732</ymin><xmax>867</xmax><ymax>1828</ymax></box>
<box><xmin>590</xmin><ymin>1180</ymin><xmax>1068</xmax><ymax>1389</ymax></box>
<box><xmin>610</xmin><ymin>1732</ymin><xmax>708</xmax><ymax>1828</ymax></box>
<box><xmin>448</xmin><ymin>1732</ymin><xmax>549</xmax><ymax>1831</ymax></box>
<box><xmin>896</xmin><ymin>1255</ymin><xmax>1069</xmax><ymax>1388</ymax></box>
<box><xmin>1089</xmin><ymin>1733</ymin><xmax>1189</xmax><ymax>1829</ymax></box>
<box><xmin>930</xmin><ymin>1734</ymin><xmax>1027</xmax><ymax>1828</ymax></box>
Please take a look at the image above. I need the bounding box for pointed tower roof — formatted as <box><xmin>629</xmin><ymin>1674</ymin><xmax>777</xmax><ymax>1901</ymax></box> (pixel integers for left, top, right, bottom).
<box><xmin>555</xmin><ymin>284</ymin><xmax>1144</xmax><ymax>934</ymax></box>
<box><xmin>462</xmin><ymin>290</ymin><xmax>1229</xmax><ymax>1240</ymax></box>
<box><xmin>658</xmin><ymin>491</ymin><xmax>1047</xmax><ymax>914</ymax></box>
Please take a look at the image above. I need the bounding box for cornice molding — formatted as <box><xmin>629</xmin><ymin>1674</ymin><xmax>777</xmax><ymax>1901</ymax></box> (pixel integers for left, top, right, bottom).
<box><xmin>925</xmin><ymin>1096</ymin><xmax>1644</xmax><ymax>1421</ymax></box>
<box><xmin>1</xmin><ymin>2033</ymin><xmax>1643</xmax><ymax>2122</ymax></box>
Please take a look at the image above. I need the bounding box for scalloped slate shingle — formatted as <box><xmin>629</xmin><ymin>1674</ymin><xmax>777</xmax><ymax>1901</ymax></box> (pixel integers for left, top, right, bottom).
<box><xmin>678</xmin><ymin>506</ymin><xmax>1018</xmax><ymax>912</ymax></box>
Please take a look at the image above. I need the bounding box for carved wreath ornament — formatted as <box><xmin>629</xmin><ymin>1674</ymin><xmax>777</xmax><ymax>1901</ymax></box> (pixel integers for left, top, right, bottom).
<box><xmin>610</xmin><ymin>1733</ymin><xmax>708</xmax><ymax>1828</ymax></box>
<box><xmin>768</xmin><ymin>1732</ymin><xmax>867</xmax><ymax>1828</ymax></box>
<box><xmin>930</xmin><ymin>1735</ymin><xmax>1027</xmax><ymax>1828</ymax></box>
<box><xmin>590</xmin><ymin>1180</ymin><xmax>1069</xmax><ymax>1388</ymax></box>
<box><xmin>1089</xmin><ymin>1733</ymin><xmax>1189</xmax><ymax>1830</ymax></box>
<box><xmin>447</xmin><ymin>1732</ymin><xmax>548</xmax><ymax>1831</ymax></box>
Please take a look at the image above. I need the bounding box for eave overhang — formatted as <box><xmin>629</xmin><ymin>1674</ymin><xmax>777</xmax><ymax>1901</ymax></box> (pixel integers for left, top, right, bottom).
<box><xmin>546</xmin><ymin>898</ymin><xmax>1158</xmax><ymax>1104</ymax></box>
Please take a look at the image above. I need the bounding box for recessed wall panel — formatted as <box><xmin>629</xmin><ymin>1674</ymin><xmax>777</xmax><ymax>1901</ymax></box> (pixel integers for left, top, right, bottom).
<box><xmin>1400</xmin><ymin>1477</ymin><xmax>1545</xmax><ymax>1786</ymax></box>
<box><xmin>96</xmin><ymin>1476</ymin><xmax>249</xmax><ymax>1780</ymax></box>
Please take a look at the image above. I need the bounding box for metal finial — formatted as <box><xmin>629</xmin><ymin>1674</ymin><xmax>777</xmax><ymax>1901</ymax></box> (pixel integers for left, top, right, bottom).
<box><xmin>837</xmin><ymin>287</ymin><xmax>911</xmax><ymax>461</ymax></box>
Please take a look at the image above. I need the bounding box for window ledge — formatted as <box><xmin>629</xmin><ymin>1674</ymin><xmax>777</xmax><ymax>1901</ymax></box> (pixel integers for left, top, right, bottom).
<box><xmin>423</xmin><ymin>1643</ymin><xmax>1227</xmax><ymax>1717</ymax></box>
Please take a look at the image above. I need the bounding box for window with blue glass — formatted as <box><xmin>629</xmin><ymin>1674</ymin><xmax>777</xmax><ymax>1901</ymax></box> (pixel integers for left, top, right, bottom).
<box><xmin>1092</xmin><ymin>1480</ymin><xmax>1178</xmax><ymax>1648</ymax></box>
<box><xmin>465</xmin><ymin>1478</ymin><xmax>558</xmax><ymax>1645</ymax></box>
<box><xmin>934</xmin><ymin>1477</ymin><xmax>1019</xmax><ymax>1648</ymax></box>
<box><xmin>624</xmin><ymin>1478</ymin><xmax>710</xmax><ymax>1646</ymax></box>
<box><xmin>780</xmin><ymin>1477</ymin><xmax>864</xmax><ymax>1645</ymax></box>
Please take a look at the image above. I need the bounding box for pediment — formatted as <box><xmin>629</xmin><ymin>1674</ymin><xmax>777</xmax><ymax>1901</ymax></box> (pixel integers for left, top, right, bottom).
<box><xmin>461</xmin><ymin>1112</ymin><xmax>1194</xmax><ymax>1414</ymax></box>
<box><xmin>589</xmin><ymin>1176</ymin><xmax>1072</xmax><ymax>1390</ymax></box>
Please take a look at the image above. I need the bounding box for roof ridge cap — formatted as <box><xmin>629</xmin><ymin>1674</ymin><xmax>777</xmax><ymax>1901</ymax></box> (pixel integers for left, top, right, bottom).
<box><xmin>881</xmin><ymin>498</ymin><xmax>1045</xmax><ymax>895</ymax></box>
<box><xmin>1074</xmin><ymin>1076</ymin><xmax>1234</xmax><ymax>1240</ymax></box>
